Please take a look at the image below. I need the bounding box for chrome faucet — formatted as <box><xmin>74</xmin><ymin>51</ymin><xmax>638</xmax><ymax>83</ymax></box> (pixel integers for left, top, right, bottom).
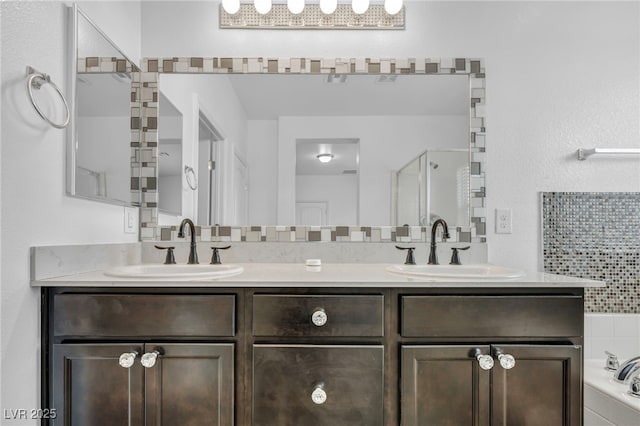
<box><xmin>428</xmin><ymin>219</ymin><xmax>450</xmax><ymax>265</ymax></box>
<box><xmin>613</xmin><ymin>355</ymin><xmax>640</xmax><ymax>383</ymax></box>
<box><xmin>178</xmin><ymin>218</ymin><xmax>198</xmax><ymax>264</ymax></box>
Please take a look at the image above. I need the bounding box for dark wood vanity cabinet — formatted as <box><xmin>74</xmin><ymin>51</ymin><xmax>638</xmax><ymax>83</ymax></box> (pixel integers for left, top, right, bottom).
<box><xmin>401</xmin><ymin>344</ymin><xmax>581</xmax><ymax>426</ymax></box>
<box><xmin>44</xmin><ymin>287</ymin><xmax>584</xmax><ymax>426</ymax></box>
<box><xmin>52</xmin><ymin>343</ymin><xmax>233</xmax><ymax>426</ymax></box>
<box><xmin>399</xmin><ymin>294</ymin><xmax>584</xmax><ymax>426</ymax></box>
<box><xmin>46</xmin><ymin>291</ymin><xmax>236</xmax><ymax>426</ymax></box>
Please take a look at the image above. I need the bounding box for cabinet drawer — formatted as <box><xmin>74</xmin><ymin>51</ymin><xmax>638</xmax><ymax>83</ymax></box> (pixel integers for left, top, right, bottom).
<box><xmin>253</xmin><ymin>345</ymin><xmax>384</xmax><ymax>426</ymax></box>
<box><xmin>53</xmin><ymin>294</ymin><xmax>235</xmax><ymax>337</ymax></box>
<box><xmin>253</xmin><ymin>295</ymin><xmax>384</xmax><ymax>337</ymax></box>
<box><xmin>401</xmin><ymin>295</ymin><xmax>582</xmax><ymax>338</ymax></box>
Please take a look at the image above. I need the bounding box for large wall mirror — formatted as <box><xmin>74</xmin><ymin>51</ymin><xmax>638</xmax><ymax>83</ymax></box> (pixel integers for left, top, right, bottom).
<box><xmin>138</xmin><ymin>59</ymin><xmax>486</xmax><ymax>241</ymax></box>
<box><xmin>66</xmin><ymin>6</ymin><xmax>139</xmax><ymax>206</ymax></box>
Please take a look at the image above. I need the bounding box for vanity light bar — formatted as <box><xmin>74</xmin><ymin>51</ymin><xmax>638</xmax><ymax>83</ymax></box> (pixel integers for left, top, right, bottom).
<box><xmin>219</xmin><ymin>3</ymin><xmax>405</xmax><ymax>29</ymax></box>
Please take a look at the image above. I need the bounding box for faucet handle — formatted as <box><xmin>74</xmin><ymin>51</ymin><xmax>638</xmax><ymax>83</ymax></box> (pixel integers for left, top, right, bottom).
<box><xmin>395</xmin><ymin>246</ymin><xmax>416</xmax><ymax>265</ymax></box>
<box><xmin>605</xmin><ymin>351</ymin><xmax>619</xmax><ymax>371</ymax></box>
<box><xmin>210</xmin><ymin>245</ymin><xmax>231</xmax><ymax>264</ymax></box>
<box><xmin>629</xmin><ymin>375</ymin><xmax>640</xmax><ymax>398</ymax></box>
<box><xmin>154</xmin><ymin>245</ymin><xmax>176</xmax><ymax>264</ymax></box>
<box><xmin>449</xmin><ymin>246</ymin><xmax>471</xmax><ymax>265</ymax></box>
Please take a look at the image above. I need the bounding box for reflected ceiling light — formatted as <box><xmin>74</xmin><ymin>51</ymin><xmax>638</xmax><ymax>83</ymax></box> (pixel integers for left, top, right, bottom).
<box><xmin>352</xmin><ymin>0</ymin><xmax>369</xmax><ymax>14</ymax></box>
<box><xmin>317</xmin><ymin>153</ymin><xmax>334</xmax><ymax>163</ymax></box>
<box><xmin>384</xmin><ymin>0</ymin><xmax>402</xmax><ymax>15</ymax></box>
<box><xmin>288</xmin><ymin>0</ymin><xmax>305</xmax><ymax>14</ymax></box>
<box><xmin>222</xmin><ymin>0</ymin><xmax>241</xmax><ymax>14</ymax></box>
<box><xmin>319</xmin><ymin>0</ymin><xmax>337</xmax><ymax>14</ymax></box>
<box><xmin>254</xmin><ymin>0</ymin><xmax>272</xmax><ymax>14</ymax></box>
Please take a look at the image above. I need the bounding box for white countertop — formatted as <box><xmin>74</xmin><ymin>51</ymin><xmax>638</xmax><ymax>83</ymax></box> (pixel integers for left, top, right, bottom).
<box><xmin>31</xmin><ymin>263</ymin><xmax>605</xmax><ymax>288</ymax></box>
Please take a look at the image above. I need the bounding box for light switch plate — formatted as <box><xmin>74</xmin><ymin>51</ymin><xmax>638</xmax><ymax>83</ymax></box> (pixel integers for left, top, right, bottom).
<box><xmin>495</xmin><ymin>208</ymin><xmax>512</xmax><ymax>234</ymax></box>
<box><xmin>124</xmin><ymin>207</ymin><xmax>137</xmax><ymax>234</ymax></box>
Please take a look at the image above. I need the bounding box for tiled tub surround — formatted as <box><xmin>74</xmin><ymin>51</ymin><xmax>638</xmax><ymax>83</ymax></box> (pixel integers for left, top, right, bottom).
<box><xmin>543</xmin><ymin>192</ymin><xmax>640</xmax><ymax>313</ymax></box>
<box><xmin>584</xmin><ymin>313</ymin><xmax>640</xmax><ymax>360</ymax></box>
<box><xmin>131</xmin><ymin>57</ymin><xmax>487</xmax><ymax>241</ymax></box>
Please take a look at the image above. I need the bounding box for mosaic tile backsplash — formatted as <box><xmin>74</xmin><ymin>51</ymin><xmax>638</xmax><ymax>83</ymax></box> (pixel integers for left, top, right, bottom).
<box><xmin>156</xmin><ymin>225</ymin><xmax>474</xmax><ymax>244</ymax></box>
<box><xmin>543</xmin><ymin>192</ymin><xmax>640</xmax><ymax>313</ymax></box>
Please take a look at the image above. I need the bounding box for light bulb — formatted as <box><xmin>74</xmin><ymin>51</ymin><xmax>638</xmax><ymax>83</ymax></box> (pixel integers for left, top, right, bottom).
<box><xmin>288</xmin><ymin>0</ymin><xmax>304</xmax><ymax>14</ymax></box>
<box><xmin>384</xmin><ymin>0</ymin><xmax>402</xmax><ymax>15</ymax></box>
<box><xmin>320</xmin><ymin>0</ymin><xmax>337</xmax><ymax>14</ymax></box>
<box><xmin>352</xmin><ymin>0</ymin><xmax>369</xmax><ymax>14</ymax></box>
<box><xmin>254</xmin><ymin>0</ymin><xmax>272</xmax><ymax>15</ymax></box>
<box><xmin>222</xmin><ymin>0</ymin><xmax>241</xmax><ymax>14</ymax></box>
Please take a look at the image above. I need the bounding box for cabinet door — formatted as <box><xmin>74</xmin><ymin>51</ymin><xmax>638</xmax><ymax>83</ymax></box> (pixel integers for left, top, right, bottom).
<box><xmin>52</xmin><ymin>343</ymin><xmax>144</xmax><ymax>426</ymax></box>
<box><xmin>401</xmin><ymin>345</ymin><xmax>491</xmax><ymax>426</ymax></box>
<box><xmin>490</xmin><ymin>344</ymin><xmax>581</xmax><ymax>426</ymax></box>
<box><xmin>144</xmin><ymin>343</ymin><xmax>234</xmax><ymax>426</ymax></box>
<box><xmin>253</xmin><ymin>345</ymin><xmax>384</xmax><ymax>426</ymax></box>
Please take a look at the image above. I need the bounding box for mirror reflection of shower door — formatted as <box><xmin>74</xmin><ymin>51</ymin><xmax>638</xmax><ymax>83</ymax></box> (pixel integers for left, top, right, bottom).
<box><xmin>197</xmin><ymin>114</ymin><xmax>222</xmax><ymax>226</ymax></box>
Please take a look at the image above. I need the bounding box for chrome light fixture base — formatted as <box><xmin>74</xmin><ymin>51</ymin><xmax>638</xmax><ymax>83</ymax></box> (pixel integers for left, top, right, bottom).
<box><xmin>219</xmin><ymin>3</ymin><xmax>405</xmax><ymax>29</ymax></box>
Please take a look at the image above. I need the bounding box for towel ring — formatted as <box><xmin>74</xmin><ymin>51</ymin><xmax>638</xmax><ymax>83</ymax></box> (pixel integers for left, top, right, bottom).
<box><xmin>185</xmin><ymin>165</ymin><xmax>198</xmax><ymax>190</ymax></box>
<box><xmin>26</xmin><ymin>66</ymin><xmax>70</xmax><ymax>129</ymax></box>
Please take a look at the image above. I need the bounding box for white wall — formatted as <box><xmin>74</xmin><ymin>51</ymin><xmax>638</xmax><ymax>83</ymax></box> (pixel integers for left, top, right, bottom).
<box><xmin>247</xmin><ymin>120</ymin><xmax>279</xmax><ymax>224</ymax></box>
<box><xmin>277</xmin><ymin>115</ymin><xmax>467</xmax><ymax>225</ymax></box>
<box><xmin>1</xmin><ymin>1</ymin><xmax>141</xmax><ymax>420</ymax></box>
<box><xmin>296</xmin><ymin>174</ymin><xmax>359</xmax><ymax>225</ymax></box>
<box><xmin>142</xmin><ymin>0</ymin><xmax>640</xmax><ymax>271</ymax></box>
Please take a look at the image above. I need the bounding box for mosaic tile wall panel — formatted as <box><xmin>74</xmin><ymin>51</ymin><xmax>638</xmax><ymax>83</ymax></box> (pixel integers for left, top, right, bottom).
<box><xmin>543</xmin><ymin>192</ymin><xmax>640</xmax><ymax>313</ymax></box>
<box><xmin>134</xmin><ymin>57</ymin><xmax>486</xmax><ymax>242</ymax></box>
<box><xmin>219</xmin><ymin>4</ymin><xmax>405</xmax><ymax>29</ymax></box>
<box><xmin>155</xmin><ymin>225</ymin><xmax>472</xmax><ymax>244</ymax></box>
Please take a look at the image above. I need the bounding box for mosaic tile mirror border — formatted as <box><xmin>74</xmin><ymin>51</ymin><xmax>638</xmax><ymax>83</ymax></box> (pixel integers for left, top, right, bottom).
<box><xmin>131</xmin><ymin>57</ymin><xmax>487</xmax><ymax>242</ymax></box>
<box><xmin>543</xmin><ymin>192</ymin><xmax>640</xmax><ymax>313</ymax></box>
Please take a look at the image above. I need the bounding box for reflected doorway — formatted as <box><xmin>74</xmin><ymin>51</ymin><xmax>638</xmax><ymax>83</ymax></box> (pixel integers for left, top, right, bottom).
<box><xmin>197</xmin><ymin>113</ymin><xmax>223</xmax><ymax>226</ymax></box>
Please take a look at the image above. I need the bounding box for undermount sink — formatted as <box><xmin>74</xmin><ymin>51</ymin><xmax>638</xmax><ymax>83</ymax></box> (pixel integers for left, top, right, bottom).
<box><xmin>386</xmin><ymin>264</ymin><xmax>525</xmax><ymax>279</ymax></box>
<box><xmin>104</xmin><ymin>264</ymin><xmax>244</xmax><ymax>280</ymax></box>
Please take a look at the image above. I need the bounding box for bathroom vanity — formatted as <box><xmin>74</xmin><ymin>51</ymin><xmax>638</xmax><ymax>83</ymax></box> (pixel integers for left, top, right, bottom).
<box><xmin>35</xmin><ymin>263</ymin><xmax>600</xmax><ymax>426</ymax></box>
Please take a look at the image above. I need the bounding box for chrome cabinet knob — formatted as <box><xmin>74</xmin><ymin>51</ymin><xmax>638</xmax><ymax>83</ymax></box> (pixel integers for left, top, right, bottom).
<box><xmin>141</xmin><ymin>350</ymin><xmax>161</xmax><ymax>368</ymax></box>
<box><xmin>311</xmin><ymin>383</ymin><xmax>327</xmax><ymax>405</ymax></box>
<box><xmin>494</xmin><ymin>348</ymin><xmax>516</xmax><ymax>370</ymax></box>
<box><xmin>473</xmin><ymin>349</ymin><xmax>494</xmax><ymax>370</ymax></box>
<box><xmin>311</xmin><ymin>308</ymin><xmax>328</xmax><ymax>327</ymax></box>
<box><xmin>118</xmin><ymin>352</ymin><xmax>138</xmax><ymax>369</ymax></box>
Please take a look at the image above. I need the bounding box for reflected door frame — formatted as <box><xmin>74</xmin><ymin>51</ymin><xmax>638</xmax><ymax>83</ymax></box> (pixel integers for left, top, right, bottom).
<box><xmin>195</xmin><ymin>96</ymin><xmax>224</xmax><ymax>226</ymax></box>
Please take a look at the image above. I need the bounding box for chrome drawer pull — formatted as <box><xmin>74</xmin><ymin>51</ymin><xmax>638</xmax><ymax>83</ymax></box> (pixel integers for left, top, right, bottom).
<box><xmin>311</xmin><ymin>308</ymin><xmax>328</xmax><ymax>327</ymax></box>
<box><xmin>473</xmin><ymin>348</ymin><xmax>494</xmax><ymax>370</ymax></box>
<box><xmin>311</xmin><ymin>383</ymin><xmax>327</xmax><ymax>405</ymax></box>
<box><xmin>118</xmin><ymin>351</ymin><xmax>138</xmax><ymax>369</ymax></box>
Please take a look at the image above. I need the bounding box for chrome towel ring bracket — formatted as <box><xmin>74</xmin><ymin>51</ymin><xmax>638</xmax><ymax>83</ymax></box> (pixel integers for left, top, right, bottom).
<box><xmin>184</xmin><ymin>165</ymin><xmax>198</xmax><ymax>190</ymax></box>
<box><xmin>26</xmin><ymin>66</ymin><xmax>70</xmax><ymax>129</ymax></box>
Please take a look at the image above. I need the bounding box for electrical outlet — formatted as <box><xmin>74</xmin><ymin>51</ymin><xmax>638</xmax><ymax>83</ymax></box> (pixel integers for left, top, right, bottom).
<box><xmin>124</xmin><ymin>207</ymin><xmax>137</xmax><ymax>234</ymax></box>
<box><xmin>495</xmin><ymin>208</ymin><xmax>512</xmax><ymax>234</ymax></box>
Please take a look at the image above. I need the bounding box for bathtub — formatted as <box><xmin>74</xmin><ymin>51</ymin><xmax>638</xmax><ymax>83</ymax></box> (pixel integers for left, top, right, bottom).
<box><xmin>584</xmin><ymin>359</ymin><xmax>640</xmax><ymax>426</ymax></box>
